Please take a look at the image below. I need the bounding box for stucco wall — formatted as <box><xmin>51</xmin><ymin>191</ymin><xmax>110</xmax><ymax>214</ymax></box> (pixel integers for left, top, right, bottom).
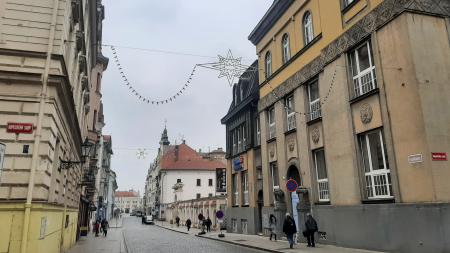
<box><xmin>162</xmin><ymin>170</ymin><xmax>216</xmax><ymax>204</ymax></box>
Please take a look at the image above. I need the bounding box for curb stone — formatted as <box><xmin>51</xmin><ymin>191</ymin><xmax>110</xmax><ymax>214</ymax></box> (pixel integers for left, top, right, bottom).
<box><xmin>195</xmin><ymin>234</ymin><xmax>284</xmax><ymax>253</ymax></box>
<box><xmin>155</xmin><ymin>224</ymin><xmax>190</xmax><ymax>235</ymax></box>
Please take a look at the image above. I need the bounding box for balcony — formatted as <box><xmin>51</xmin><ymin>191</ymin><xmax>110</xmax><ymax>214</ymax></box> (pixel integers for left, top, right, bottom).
<box><xmin>353</xmin><ymin>66</ymin><xmax>377</xmax><ymax>98</ymax></box>
<box><xmin>309</xmin><ymin>99</ymin><xmax>322</xmax><ymax>121</ymax></box>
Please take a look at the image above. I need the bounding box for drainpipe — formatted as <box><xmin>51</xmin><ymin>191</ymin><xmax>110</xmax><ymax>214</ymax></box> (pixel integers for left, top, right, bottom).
<box><xmin>20</xmin><ymin>0</ymin><xmax>60</xmax><ymax>252</ymax></box>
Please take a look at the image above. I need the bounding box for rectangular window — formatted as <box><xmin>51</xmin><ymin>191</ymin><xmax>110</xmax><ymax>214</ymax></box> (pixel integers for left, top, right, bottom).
<box><xmin>270</xmin><ymin>163</ymin><xmax>279</xmax><ymax>190</ymax></box>
<box><xmin>177</xmin><ymin>179</ymin><xmax>182</xmax><ymax>183</ymax></box>
<box><xmin>242</xmin><ymin>171</ymin><xmax>249</xmax><ymax>205</ymax></box>
<box><xmin>359</xmin><ymin>130</ymin><xmax>392</xmax><ymax>199</ymax></box>
<box><xmin>313</xmin><ymin>149</ymin><xmax>329</xmax><ymax>202</ymax></box>
<box><xmin>308</xmin><ymin>80</ymin><xmax>321</xmax><ymax>121</ymax></box>
<box><xmin>208</xmin><ymin>193</ymin><xmax>213</xmax><ymax>198</ymax></box>
<box><xmin>237</xmin><ymin>127</ymin><xmax>242</xmax><ymax>153</ymax></box>
<box><xmin>268</xmin><ymin>107</ymin><xmax>276</xmax><ymax>139</ymax></box>
<box><xmin>242</xmin><ymin>125</ymin><xmax>246</xmax><ymax>151</ymax></box>
<box><xmin>208</xmin><ymin>178</ymin><xmax>213</xmax><ymax>186</ymax></box>
<box><xmin>196</xmin><ymin>179</ymin><xmax>201</xmax><ymax>186</ymax></box>
<box><xmin>343</xmin><ymin>0</ymin><xmax>356</xmax><ymax>7</ymax></box>
<box><xmin>256</xmin><ymin>117</ymin><xmax>261</xmax><ymax>146</ymax></box>
<box><xmin>232</xmin><ymin>173</ymin><xmax>239</xmax><ymax>206</ymax></box>
<box><xmin>285</xmin><ymin>95</ymin><xmax>296</xmax><ymax>131</ymax></box>
<box><xmin>196</xmin><ymin>193</ymin><xmax>201</xmax><ymax>199</ymax></box>
<box><xmin>349</xmin><ymin>40</ymin><xmax>377</xmax><ymax>97</ymax></box>
<box><xmin>232</xmin><ymin>130</ymin><xmax>237</xmax><ymax>154</ymax></box>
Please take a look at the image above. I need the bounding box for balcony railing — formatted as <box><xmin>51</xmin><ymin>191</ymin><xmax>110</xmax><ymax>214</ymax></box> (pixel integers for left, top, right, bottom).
<box><xmin>353</xmin><ymin>66</ymin><xmax>377</xmax><ymax>97</ymax></box>
<box><xmin>317</xmin><ymin>179</ymin><xmax>329</xmax><ymax>202</ymax></box>
<box><xmin>309</xmin><ymin>99</ymin><xmax>322</xmax><ymax>121</ymax></box>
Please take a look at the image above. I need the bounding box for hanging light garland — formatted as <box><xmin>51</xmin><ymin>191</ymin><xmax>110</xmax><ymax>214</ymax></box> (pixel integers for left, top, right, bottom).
<box><xmin>110</xmin><ymin>45</ymin><xmax>198</xmax><ymax>105</ymax></box>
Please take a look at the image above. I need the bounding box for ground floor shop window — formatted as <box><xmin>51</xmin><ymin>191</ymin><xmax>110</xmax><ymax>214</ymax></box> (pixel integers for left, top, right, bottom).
<box><xmin>313</xmin><ymin>149</ymin><xmax>329</xmax><ymax>202</ymax></box>
<box><xmin>232</xmin><ymin>219</ymin><xmax>238</xmax><ymax>232</ymax></box>
<box><xmin>359</xmin><ymin>129</ymin><xmax>393</xmax><ymax>199</ymax></box>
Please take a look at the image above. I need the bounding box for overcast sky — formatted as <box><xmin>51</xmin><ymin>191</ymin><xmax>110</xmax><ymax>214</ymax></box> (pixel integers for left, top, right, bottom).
<box><xmin>101</xmin><ymin>1</ymin><xmax>272</xmax><ymax>193</ymax></box>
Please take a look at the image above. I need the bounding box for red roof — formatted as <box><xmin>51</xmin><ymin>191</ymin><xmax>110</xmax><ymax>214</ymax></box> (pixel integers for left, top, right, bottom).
<box><xmin>161</xmin><ymin>144</ymin><xmax>225</xmax><ymax>171</ymax></box>
<box><xmin>115</xmin><ymin>191</ymin><xmax>139</xmax><ymax>198</ymax></box>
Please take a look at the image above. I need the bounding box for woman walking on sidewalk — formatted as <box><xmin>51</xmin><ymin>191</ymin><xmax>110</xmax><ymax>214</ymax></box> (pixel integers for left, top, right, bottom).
<box><xmin>269</xmin><ymin>214</ymin><xmax>277</xmax><ymax>241</ymax></box>
<box><xmin>283</xmin><ymin>213</ymin><xmax>297</xmax><ymax>249</ymax></box>
<box><xmin>101</xmin><ymin>219</ymin><xmax>109</xmax><ymax>237</ymax></box>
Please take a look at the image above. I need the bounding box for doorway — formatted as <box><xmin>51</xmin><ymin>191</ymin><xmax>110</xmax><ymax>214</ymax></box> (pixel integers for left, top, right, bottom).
<box><xmin>257</xmin><ymin>190</ymin><xmax>263</xmax><ymax>234</ymax></box>
<box><xmin>286</xmin><ymin>165</ymin><xmax>301</xmax><ymax>233</ymax></box>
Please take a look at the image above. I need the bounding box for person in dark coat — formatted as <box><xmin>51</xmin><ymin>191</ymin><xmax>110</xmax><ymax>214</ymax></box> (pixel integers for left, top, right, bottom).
<box><xmin>142</xmin><ymin>214</ymin><xmax>146</xmax><ymax>224</ymax></box>
<box><xmin>175</xmin><ymin>216</ymin><xmax>180</xmax><ymax>227</ymax></box>
<box><xmin>94</xmin><ymin>220</ymin><xmax>100</xmax><ymax>237</ymax></box>
<box><xmin>304</xmin><ymin>213</ymin><xmax>318</xmax><ymax>247</ymax></box>
<box><xmin>283</xmin><ymin>213</ymin><xmax>297</xmax><ymax>249</ymax></box>
<box><xmin>206</xmin><ymin>217</ymin><xmax>212</xmax><ymax>232</ymax></box>
<box><xmin>186</xmin><ymin>218</ymin><xmax>192</xmax><ymax>231</ymax></box>
<box><xmin>101</xmin><ymin>219</ymin><xmax>109</xmax><ymax>237</ymax></box>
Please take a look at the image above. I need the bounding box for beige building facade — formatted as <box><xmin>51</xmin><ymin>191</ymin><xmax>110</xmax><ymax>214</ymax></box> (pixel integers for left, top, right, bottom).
<box><xmin>0</xmin><ymin>1</ymin><xmax>108</xmax><ymax>253</ymax></box>
<box><xmin>249</xmin><ymin>1</ymin><xmax>450</xmax><ymax>253</ymax></box>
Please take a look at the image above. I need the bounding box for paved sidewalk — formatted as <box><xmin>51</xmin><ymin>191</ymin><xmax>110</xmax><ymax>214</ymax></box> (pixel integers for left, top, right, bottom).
<box><xmin>67</xmin><ymin>222</ymin><xmax>127</xmax><ymax>253</ymax></box>
<box><xmin>156</xmin><ymin>222</ymin><xmax>385</xmax><ymax>253</ymax></box>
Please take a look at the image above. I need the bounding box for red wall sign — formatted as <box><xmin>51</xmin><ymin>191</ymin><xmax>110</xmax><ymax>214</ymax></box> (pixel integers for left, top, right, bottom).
<box><xmin>7</xmin><ymin>123</ymin><xmax>34</xmax><ymax>134</ymax></box>
<box><xmin>432</xmin><ymin>153</ymin><xmax>447</xmax><ymax>161</ymax></box>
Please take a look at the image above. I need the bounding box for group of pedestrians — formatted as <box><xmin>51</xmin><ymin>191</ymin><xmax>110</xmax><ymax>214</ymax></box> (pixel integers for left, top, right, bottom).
<box><xmin>269</xmin><ymin>212</ymin><xmax>318</xmax><ymax>249</ymax></box>
<box><xmin>173</xmin><ymin>215</ymin><xmax>213</xmax><ymax>233</ymax></box>
<box><xmin>93</xmin><ymin>219</ymin><xmax>109</xmax><ymax>237</ymax></box>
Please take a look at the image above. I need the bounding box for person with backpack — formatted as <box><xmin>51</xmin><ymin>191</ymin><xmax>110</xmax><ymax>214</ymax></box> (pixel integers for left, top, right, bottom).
<box><xmin>283</xmin><ymin>213</ymin><xmax>297</xmax><ymax>249</ymax></box>
<box><xmin>304</xmin><ymin>213</ymin><xmax>318</xmax><ymax>247</ymax></box>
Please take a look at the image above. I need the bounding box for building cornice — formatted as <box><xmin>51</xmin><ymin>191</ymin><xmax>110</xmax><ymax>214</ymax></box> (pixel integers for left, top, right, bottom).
<box><xmin>258</xmin><ymin>0</ymin><xmax>450</xmax><ymax>112</ymax></box>
<box><xmin>248</xmin><ymin>0</ymin><xmax>295</xmax><ymax>45</ymax></box>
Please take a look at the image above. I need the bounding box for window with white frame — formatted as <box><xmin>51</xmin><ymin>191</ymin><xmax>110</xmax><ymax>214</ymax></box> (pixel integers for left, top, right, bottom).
<box><xmin>285</xmin><ymin>95</ymin><xmax>296</xmax><ymax>131</ymax></box>
<box><xmin>313</xmin><ymin>149</ymin><xmax>329</xmax><ymax>202</ymax></box>
<box><xmin>282</xmin><ymin>33</ymin><xmax>291</xmax><ymax>64</ymax></box>
<box><xmin>303</xmin><ymin>11</ymin><xmax>314</xmax><ymax>45</ymax></box>
<box><xmin>349</xmin><ymin>40</ymin><xmax>377</xmax><ymax>97</ymax></box>
<box><xmin>242</xmin><ymin>171</ymin><xmax>249</xmax><ymax>205</ymax></box>
<box><xmin>237</xmin><ymin>127</ymin><xmax>242</xmax><ymax>153</ymax></box>
<box><xmin>265</xmin><ymin>51</ymin><xmax>272</xmax><ymax>79</ymax></box>
<box><xmin>270</xmin><ymin>163</ymin><xmax>279</xmax><ymax>190</ymax></box>
<box><xmin>308</xmin><ymin>80</ymin><xmax>321</xmax><ymax>121</ymax></box>
<box><xmin>256</xmin><ymin>117</ymin><xmax>261</xmax><ymax>146</ymax></box>
<box><xmin>232</xmin><ymin>173</ymin><xmax>239</xmax><ymax>206</ymax></box>
<box><xmin>268</xmin><ymin>107</ymin><xmax>276</xmax><ymax>139</ymax></box>
<box><xmin>359</xmin><ymin>130</ymin><xmax>393</xmax><ymax>199</ymax></box>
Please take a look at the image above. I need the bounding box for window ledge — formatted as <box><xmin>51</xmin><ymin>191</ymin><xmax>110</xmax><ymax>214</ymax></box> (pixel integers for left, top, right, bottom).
<box><xmin>349</xmin><ymin>88</ymin><xmax>379</xmax><ymax>104</ymax></box>
<box><xmin>362</xmin><ymin>198</ymin><xmax>395</xmax><ymax>204</ymax></box>
<box><xmin>242</xmin><ymin>204</ymin><xmax>250</xmax><ymax>207</ymax></box>
<box><xmin>307</xmin><ymin>117</ymin><xmax>322</xmax><ymax>126</ymax></box>
<box><xmin>341</xmin><ymin>0</ymin><xmax>361</xmax><ymax>14</ymax></box>
<box><xmin>267</xmin><ymin>137</ymin><xmax>277</xmax><ymax>144</ymax></box>
<box><xmin>284</xmin><ymin>128</ymin><xmax>297</xmax><ymax>135</ymax></box>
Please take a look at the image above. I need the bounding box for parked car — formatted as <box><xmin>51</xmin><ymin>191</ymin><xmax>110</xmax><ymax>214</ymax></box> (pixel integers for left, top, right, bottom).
<box><xmin>145</xmin><ymin>215</ymin><xmax>154</xmax><ymax>225</ymax></box>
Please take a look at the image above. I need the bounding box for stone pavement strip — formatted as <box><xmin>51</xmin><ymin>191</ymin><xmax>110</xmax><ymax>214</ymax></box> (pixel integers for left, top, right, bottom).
<box><xmin>68</xmin><ymin>218</ymin><xmax>127</xmax><ymax>253</ymax></box>
<box><xmin>156</xmin><ymin>222</ymin><xmax>386</xmax><ymax>253</ymax></box>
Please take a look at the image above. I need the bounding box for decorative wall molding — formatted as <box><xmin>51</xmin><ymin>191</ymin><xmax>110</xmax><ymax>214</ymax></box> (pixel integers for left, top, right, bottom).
<box><xmin>311</xmin><ymin>127</ymin><xmax>321</xmax><ymax>144</ymax></box>
<box><xmin>258</xmin><ymin>0</ymin><xmax>450</xmax><ymax>112</ymax></box>
<box><xmin>360</xmin><ymin>103</ymin><xmax>374</xmax><ymax>124</ymax></box>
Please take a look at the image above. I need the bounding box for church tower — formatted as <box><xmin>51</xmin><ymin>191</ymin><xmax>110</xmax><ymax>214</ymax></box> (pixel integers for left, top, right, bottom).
<box><xmin>159</xmin><ymin>126</ymin><xmax>170</xmax><ymax>155</ymax></box>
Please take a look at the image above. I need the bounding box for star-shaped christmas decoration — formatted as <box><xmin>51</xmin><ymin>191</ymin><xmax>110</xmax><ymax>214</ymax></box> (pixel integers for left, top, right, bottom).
<box><xmin>136</xmin><ymin>149</ymin><xmax>148</xmax><ymax>159</ymax></box>
<box><xmin>198</xmin><ymin>50</ymin><xmax>251</xmax><ymax>86</ymax></box>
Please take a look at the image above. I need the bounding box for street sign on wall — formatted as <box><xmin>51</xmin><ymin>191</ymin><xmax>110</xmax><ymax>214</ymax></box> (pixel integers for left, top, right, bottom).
<box><xmin>432</xmin><ymin>152</ymin><xmax>447</xmax><ymax>161</ymax></box>
<box><xmin>6</xmin><ymin>123</ymin><xmax>33</xmax><ymax>134</ymax></box>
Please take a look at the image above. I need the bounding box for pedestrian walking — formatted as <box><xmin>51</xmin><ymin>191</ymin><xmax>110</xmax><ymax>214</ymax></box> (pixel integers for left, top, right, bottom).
<box><xmin>101</xmin><ymin>219</ymin><xmax>109</xmax><ymax>237</ymax></box>
<box><xmin>94</xmin><ymin>221</ymin><xmax>100</xmax><ymax>237</ymax></box>
<box><xmin>269</xmin><ymin>214</ymin><xmax>277</xmax><ymax>241</ymax></box>
<box><xmin>283</xmin><ymin>213</ymin><xmax>297</xmax><ymax>249</ymax></box>
<box><xmin>186</xmin><ymin>218</ymin><xmax>192</xmax><ymax>231</ymax></box>
<box><xmin>175</xmin><ymin>216</ymin><xmax>180</xmax><ymax>227</ymax></box>
<box><xmin>206</xmin><ymin>217</ymin><xmax>212</xmax><ymax>232</ymax></box>
<box><xmin>304</xmin><ymin>213</ymin><xmax>318</xmax><ymax>247</ymax></box>
<box><xmin>142</xmin><ymin>214</ymin><xmax>146</xmax><ymax>224</ymax></box>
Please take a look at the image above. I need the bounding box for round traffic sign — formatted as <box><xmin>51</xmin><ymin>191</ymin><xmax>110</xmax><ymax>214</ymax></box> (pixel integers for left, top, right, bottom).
<box><xmin>286</xmin><ymin>179</ymin><xmax>298</xmax><ymax>193</ymax></box>
<box><xmin>216</xmin><ymin>210</ymin><xmax>224</xmax><ymax>220</ymax></box>
<box><xmin>198</xmin><ymin>213</ymin><xmax>204</xmax><ymax>221</ymax></box>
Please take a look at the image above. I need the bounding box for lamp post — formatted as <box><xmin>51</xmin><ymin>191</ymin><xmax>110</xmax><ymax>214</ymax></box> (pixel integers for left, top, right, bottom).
<box><xmin>59</xmin><ymin>138</ymin><xmax>96</xmax><ymax>170</ymax></box>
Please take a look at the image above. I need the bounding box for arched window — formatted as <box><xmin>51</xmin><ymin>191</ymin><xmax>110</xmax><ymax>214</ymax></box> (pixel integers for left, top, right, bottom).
<box><xmin>303</xmin><ymin>11</ymin><xmax>314</xmax><ymax>45</ymax></box>
<box><xmin>265</xmin><ymin>51</ymin><xmax>272</xmax><ymax>79</ymax></box>
<box><xmin>282</xmin><ymin>34</ymin><xmax>291</xmax><ymax>64</ymax></box>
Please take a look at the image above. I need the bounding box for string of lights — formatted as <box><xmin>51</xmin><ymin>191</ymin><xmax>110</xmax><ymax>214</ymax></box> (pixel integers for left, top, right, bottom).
<box><xmin>110</xmin><ymin>45</ymin><xmax>198</xmax><ymax>105</ymax></box>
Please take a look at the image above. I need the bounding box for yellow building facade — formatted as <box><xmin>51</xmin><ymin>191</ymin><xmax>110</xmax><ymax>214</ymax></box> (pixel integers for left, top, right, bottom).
<box><xmin>0</xmin><ymin>0</ymin><xmax>108</xmax><ymax>252</ymax></box>
<box><xmin>249</xmin><ymin>1</ymin><xmax>450</xmax><ymax>252</ymax></box>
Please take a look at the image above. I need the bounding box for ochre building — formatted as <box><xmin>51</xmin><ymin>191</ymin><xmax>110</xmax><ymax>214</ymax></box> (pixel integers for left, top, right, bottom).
<box><xmin>248</xmin><ymin>1</ymin><xmax>450</xmax><ymax>253</ymax></box>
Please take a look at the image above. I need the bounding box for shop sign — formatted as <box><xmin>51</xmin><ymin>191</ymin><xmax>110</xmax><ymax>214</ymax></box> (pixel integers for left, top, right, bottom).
<box><xmin>432</xmin><ymin>152</ymin><xmax>447</xmax><ymax>161</ymax></box>
<box><xmin>7</xmin><ymin>123</ymin><xmax>33</xmax><ymax>134</ymax></box>
<box><xmin>232</xmin><ymin>156</ymin><xmax>244</xmax><ymax>171</ymax></box>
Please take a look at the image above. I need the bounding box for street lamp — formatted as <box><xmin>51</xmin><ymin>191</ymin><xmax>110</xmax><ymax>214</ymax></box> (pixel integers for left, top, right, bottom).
<box><xmin>60</xmin><ymin>138</ymin><xmax>96</xmax><ymax>170</ymax></box>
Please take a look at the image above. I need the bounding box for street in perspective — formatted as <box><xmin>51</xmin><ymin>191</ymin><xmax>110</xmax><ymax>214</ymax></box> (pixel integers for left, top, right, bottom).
<box><xmin>0</xmin><ymin>1</ymin><xmax>449</xmax><ymax>253</ymax></box>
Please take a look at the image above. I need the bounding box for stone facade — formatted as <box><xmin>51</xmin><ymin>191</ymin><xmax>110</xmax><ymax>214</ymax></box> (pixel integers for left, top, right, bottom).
<box><xmin>249</xmin><ymin>1</ymin><xmax>450</xmax><ymax>253</ymax></box>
